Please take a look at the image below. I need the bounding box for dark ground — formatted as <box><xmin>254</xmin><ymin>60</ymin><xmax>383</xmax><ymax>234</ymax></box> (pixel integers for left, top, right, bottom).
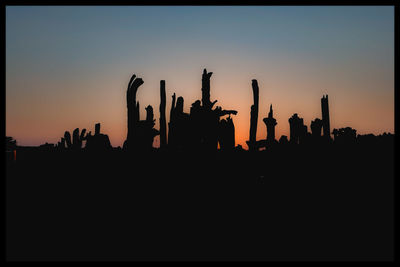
<box><xmin>6</xmin><ymin>143</ymin><xmax>394</xmax><ymax>261</ymax></box>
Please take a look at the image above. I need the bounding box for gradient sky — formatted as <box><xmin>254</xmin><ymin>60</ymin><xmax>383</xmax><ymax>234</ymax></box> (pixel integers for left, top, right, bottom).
<box><xmin>6</xmin><ymin>6</ymin><xmax>394</xmax><ymax>148</ymax></box>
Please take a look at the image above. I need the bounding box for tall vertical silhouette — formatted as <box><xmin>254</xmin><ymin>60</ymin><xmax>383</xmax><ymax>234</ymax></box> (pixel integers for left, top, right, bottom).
<box><xmin>143</xmin><ymin>105</ymin><xmax>160</xmax><ymax>149</ymax></box>
<box><xmin>189</xmin><ymin>99</ymin><xmax>202</xmax><ymax>150</ymax></box>
<box><xmin>200</xmin><ymin>69</ymin><xmax>217</xmax><ymax>151</ymax></box>
<box><xmin>218</xmin><ymin>115</ymin><xmax>235</xmax><ymax>151</ymax></box>
<box><xmin>247</xmin><ymin>80</ymin><xmax>259</xmax><ymax>151</ymax></box>
<box><xmin>263</xmin><ymin>104</ymin><xmax>277</xmax><ymax>145</ymax></box>
<box><xmin>168</xmin><ymin>93</ymin><xmax>176</xmax><ymax>147</ymax></box>
<box><xmin>125</xmin><ymin>74</ymin><xmax>144</xmax><ymax>150</ymax></box>
<box><xmin>124</xmin><ymin>74</ymin><xmax>159</xmax><ymax>151</ymax></box>
<box><xmin>186</xmin><ymin>68</ymin><xmax>238</xmax><ymax>151</ymax></box>
<box><xmin>159</xmin><ymin>80</ymin><xmax>167</xmax><ymax>148</ymax></box>
<box><xmin>168</xmin><ymin>95</ymin><xmax>190</xmax><ymax>150</ymax></box>
<box><xmin>201</xmin><ymin>69</ymin><xmax>213</xmax><ymax>110</ymax></box>
<box><xmin>321</xmin><ymin>95</ymin><xmax>331</xmax><ymax>139</ymax></box>
<box><xmin>289</xmin><ymin>113</ymin><xmax>307</xmax><ymax>145</ymax></box>
<box><xmin>310</xmin><ymin>118</ymin><xmax>323</xmax><ymax>138</ymax></box>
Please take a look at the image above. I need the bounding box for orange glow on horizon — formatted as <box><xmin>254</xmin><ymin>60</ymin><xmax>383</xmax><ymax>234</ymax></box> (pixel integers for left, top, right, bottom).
<box><xmin>6</xmin><ymin>73</ymin><xmax>394</xmax><ymax>149</ymax></box>
<box><xmin>6</xmin><ymin>6</ymin><xmax>394</xmax><ymax>148</ymax></box>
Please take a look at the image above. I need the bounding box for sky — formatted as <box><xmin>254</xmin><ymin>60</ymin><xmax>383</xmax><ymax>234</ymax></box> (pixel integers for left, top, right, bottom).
<box><xmin>6</xmin><ymin>6</ymin><xmax>394</xmax><ymax>148</ymax></box>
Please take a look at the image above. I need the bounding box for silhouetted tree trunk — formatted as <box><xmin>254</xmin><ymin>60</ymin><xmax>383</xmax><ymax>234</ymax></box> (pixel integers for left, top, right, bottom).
<box><xmin>126</xmin><ymin>74</ymin><xmax>144</xmax><ymax>150</ymax></box>
<box><xmin>168</xmin><ymin>93</ymin><xmax>176</xmax><ymax>147</ymax></box>
<box><xmin>201</xmin><ymin>69</ymin><xmax>213</xmax><ymax>110</ymax></box>
<box><xmin>159</xmin><ymin>80</ymin><xmax>167</xmax><ymax>148</ymax></box>
<box><xmin>248</xmin><ymin>79</ymin><xmax>259</xmax><ymax>151</ymax></box>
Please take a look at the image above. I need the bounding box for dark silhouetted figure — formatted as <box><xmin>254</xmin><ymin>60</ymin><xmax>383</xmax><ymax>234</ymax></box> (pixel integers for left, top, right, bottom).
<box><xmin>218</xmin><ymin>115</ymin><xmax>235</xmax><ymax>151</ymax></box>
<box><xmin>64</xmin><ymin>128</ymin><xmax>88</xmax><ymax>150</ymax></box>
<box><xmin>124</xmin><ymin>74</ymin><xmax>159</xmax><ymax>151</ymax></box>
<box><xmin>168</xmin><ymin>93</ymin><xmax>177</xmax><ymax>147</ymax></box>
<box><xmin>189</xmin><ymin>99</ymin><xmax>202</xmax><ymax>150</ymax></box>
<box><xmin>289</xmin><ymin>113</ymin><xmax>307</xmax><ymax>145</ymax></box>
<box><xmin>85</xmin><ymin>123</ymin><xmax>112</xmax><ymax>151</ymax></box>
<box><xmin>310</xmin><ymin>118</ymin><xmax>323</xmax><ymax>137</ymax></box>
<box><xmin>247</xmin><ymin>79</ymin><xmax>259</xmax><ymax>151</ymax></box>
<box><xmin>141</xmin><ymin>105</ymin><xmax>160</xmax><ymax>150</ymax></box>
<box><xmin>199</xmin><ymin>69</ymin><xmax>219</xmax><ymax>151</ymax></box>
<box><xmin>159</xmin><ymin>80</ymin><xmax>167</xmax><ymax>149</ymax></box>
<box><xmin>321</xmin><ymin>95</ymin><xmax>331</xmax><ymax>140</ymax></box>
<box><xmin>168</xmin><ymin>95</ymin><xmax>190</xmax><ymax>150</ymax></box>
<box><xmin>263</xmin><ymin>104</ymin><xmax>277</xmax><ymax>145</ymax></box>
<box><xmin>185</xmin><ymin>69</ymin><xmax>237</xmax><ymax>152</ymax></box>
<box><xmin>125</xmin><ymin>74</ymin><xmax>144</xmax><ymax>150</ymax></box>
<box><xmin>201</xmin><ymin>68</ymin><xmax>213</xmax><ymax>110</ymax></box>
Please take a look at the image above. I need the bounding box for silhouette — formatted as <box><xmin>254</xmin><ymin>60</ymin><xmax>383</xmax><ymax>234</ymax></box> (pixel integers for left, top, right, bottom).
<box><xmin>288</xmin><ymin>113</ymin><xmax>307</xmax><ymax>145</ymax></box>
<box><xmin>321</xmin><ymin>94</ymin><xmax>331</xmax><ymax>140</ymax></box>
<box><xmin>263</xmin><ymin>104</ymin><xmax>278</xmax><ymax>146</ymax></box>
<box><xmin>218</xmin><ymin>115</ymin><xmax>235</xmax><ymax>151</ymax></box>
<box><xmin>188</xmin><ymin>99</ymin><xmax>202</xmax><ymax>150</ymax></box>
<box><xmin>85</xmin><ymin>123</ymin><xmax>112</xmax><ymax>151</ymax></box>
<box><xmin>279</xmin><ymin>135</ymin><xmax>289</xmax><ymax>145</ymax></box>
<box><xmin>194</xmin><ymin>69</ymin><xmax>238</xmax><ymax>151</ymax></box>
<box><xmin>168</xmin><ymin>68</ymin><xmax>238</xmax><ymax>152</ymax></box>
<box><xmin>168</xmin><ymin>92</ymin><xmax>177</xmax><ymax>148</ymax></box>
<box><xmin>247</xmin><ymin>79</ymin><xmax>259</xmax><ymax>151</ymax></box>
<box><xmin>168</xmin><ymin>95</ymin><xmax>191</xmax><ymax>150</ymax></box>
<box><xmin>159</xmin><ymin>80</ymin><xmax>167</xmax><ymax>149</ymax></box>
<box><xmin>124</xmin><ymin>74</ymin><xmax>159</xmax><ymax>151</ymax></box>
<box><xmin>332</xmin><ymin>127</ymin><xmax>357</xmax><ymax>145</ymax></box>
<box><xmin>310</xmin><ymin>118</ymin><xmax>323</xmax><ymax>138</ymax></box>
<box><xmin>5</xmin><ymin>68</ymin><xmax>394</xmax><ymax>261</ymax></box>
<box><xmin>201</xmin><ymin>68</ymin><xmax>213</xmax><ymax>109</ymax></box>
<box><xmin>63</xmin><ymin>128</ymin><xmax>88</xmax><ymax>150</ymax></box>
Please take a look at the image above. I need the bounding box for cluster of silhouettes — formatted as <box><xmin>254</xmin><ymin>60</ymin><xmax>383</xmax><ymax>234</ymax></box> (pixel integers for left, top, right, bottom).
<box><xmin>122</xmin><ymin>69</ymin><xmax>238</xmax><ymax>153</ymax></box>
<box><xmin>5</xmin><ymin>68</ymin><xmax>394</xmax><ymax>154</ymax></box>
<box><xmin>52</xmin><ymin>123</ymin><xmax>112</xmax><ymax>151</ymax></box>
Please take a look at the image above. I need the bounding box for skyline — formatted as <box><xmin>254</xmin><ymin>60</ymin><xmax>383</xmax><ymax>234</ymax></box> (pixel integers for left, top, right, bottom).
<box><xmin>6</xmin><ymin>6</ymin><xmax>394</xmax><ymax>147</ymax></box>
